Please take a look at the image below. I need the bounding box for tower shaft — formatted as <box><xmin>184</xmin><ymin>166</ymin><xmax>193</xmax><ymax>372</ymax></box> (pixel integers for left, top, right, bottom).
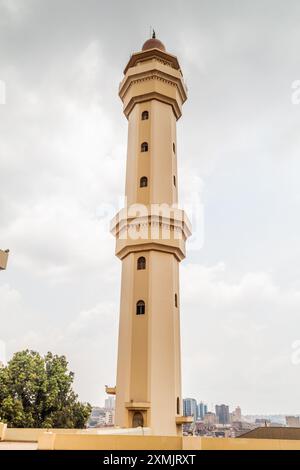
<box><xmin>110</xmin><ymin>38</ymin><xmax>191</xmax><ymax>435</ymax></box>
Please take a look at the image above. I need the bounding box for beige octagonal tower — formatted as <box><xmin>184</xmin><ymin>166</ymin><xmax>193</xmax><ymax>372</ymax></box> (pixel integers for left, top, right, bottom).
<box><xmin>110</xmin><ymin>33</ymin><xmax>192</xmax><ymax>436</ymax></box>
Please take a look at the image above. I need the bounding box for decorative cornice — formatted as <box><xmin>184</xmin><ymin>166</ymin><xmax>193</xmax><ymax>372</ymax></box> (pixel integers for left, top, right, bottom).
<box><xmin>119</xmin><ymin>68</ymin><xmax>187</xmax><ymax>104</ymax></box>
<box><xmin>111</xmin><ymin>210</ymin><xmax>192</xmax><ymax>240</ymax></box>
<box><xmin>115</xmin><ymin>242</ymin><xmax>186</xmax><ymax>262</ymax></box>
<box><xmin>111</xmin><ymin>209</ymin><xmax>192</xmax><ymax>262</ymax></box>
<box><xmin>123</xmin><ymin>92</ymin><xmax>182</xmax><ymax>120</ymax></box>
<box><xmin>124</xmin><ymin>48</ymin><xmax>181</xmax><ymax>74</ymax></box>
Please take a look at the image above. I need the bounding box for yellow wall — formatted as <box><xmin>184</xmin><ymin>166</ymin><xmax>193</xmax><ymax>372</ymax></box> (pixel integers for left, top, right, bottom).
<box><xmin>3</xmin><ymin>424</ymin><xmax>300</xmax><ymax>450</ymax></box>
<box><xmin>4</xmin><ymin>427</ymin><xmax>103</xmax><ymax>442</ymax></box>
<box><xmin>0</xmin><ymin>422</ymin><xmax>7</xmax><ymax>441</ymax></box>
<box><xmin>41</xmin><ymin>434</ymin><xmax>182</xmax><ymax>451</ymax></box>
<box><xmin>37</xmin><ymin>433</ymin><xmax>300</xmax><ymax>450</ymax></box>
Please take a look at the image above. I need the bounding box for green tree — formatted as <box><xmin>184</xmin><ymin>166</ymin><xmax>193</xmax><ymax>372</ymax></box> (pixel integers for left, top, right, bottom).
<box><xmin>0</xmin><ymin>350</ymin><xmax>91</xmax><ymax>428</ymax></box>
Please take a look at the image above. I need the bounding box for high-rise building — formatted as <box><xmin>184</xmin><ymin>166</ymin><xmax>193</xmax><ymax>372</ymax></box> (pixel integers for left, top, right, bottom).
<box><xmin>104</xmin><ymin>397</ymin><xmax>115</xmax><ymax>410</ymax></box>
<box><xmin>105</xmin><ymin>410</ymin><xmax>115</xmax><ymax>426</ymax></box>
<box><xmin>183</xmin><ymin>399</ymin><xmax>197</xmax><ymax>422</ymax></box>
<box><xmin>110</xmin><ymin>32</ymin><xmax>191</xmax><ymax>436</ymax></box>
<box><xmin>232</xmin><ymin>406</ymin><xmax>242</xmax><ymax>422</ymax></box>
<box><xmin>197</xmin><ymin>403</ymin><xmax>202</xmax><ymax>420</ymax></box>
<box><xmin>197</xmin><ymin>402</ymin><xmax>208</xmax><ymax>420</ymax></box>
<box><xmin>215</xmin><ymin>404</ymin><xmax>230</xmax><ymax>425</ymax></box>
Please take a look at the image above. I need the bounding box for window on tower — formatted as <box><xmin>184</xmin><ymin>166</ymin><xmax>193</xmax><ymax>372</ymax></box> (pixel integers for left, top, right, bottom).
<box><xmin>140</xmin><ymin>176</ymin><xmax>148</xmax><ymax>188</ymax></box>
<box><xmin>142</xmin><ymin>111</ymin><xmax>149</xmax><ymax>120</ymax></box>
<box><xmin>175</xmin><ymin>293</ymin><xmax>178</xmax><ymax>308</ymax></box>
<box><xmin>177</xmin><ymin>397</ymin><xmax>180</xmax><ymax>415</ymax></box>
<box><xmin>141</xmin><ymin>142</ymin><xmax>148</xmax><ymax>152</ymax></box>
<box><xmin>173</xmin><ymin>175</ymin><xmax>176</xmax><ymax>187</ymax></box>
<box><xmin>136</xmin><ymin>300</ymin><xmax>145</xmax><ymax>315</ymax></box>
<box><xmin>137</xmin><ymin>256</ymin><xmax>146</xmax><ymax>270</ymax></box>
<box><xmin>173</xmin><ymin>142</ymin><xmax>176</xmax><ymax>153</ymax></box>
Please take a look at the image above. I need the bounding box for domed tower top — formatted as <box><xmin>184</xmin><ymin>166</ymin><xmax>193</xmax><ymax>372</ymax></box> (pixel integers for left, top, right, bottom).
<box><xmin>120</xmin><ymin>30</ymin><xmax>187</xmax><ymax>120</ymax></box>
<box><xmin>142</xmin><ymin>30</ymin><xmax>166</xmax><ymax>52</ymax></box>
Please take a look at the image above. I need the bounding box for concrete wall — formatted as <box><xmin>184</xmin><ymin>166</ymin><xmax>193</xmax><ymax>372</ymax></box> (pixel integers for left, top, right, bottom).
<box><xmin>0</xmin><ymin>423</ymin><xmax>7</xmax><ymax>441</ymax></box>
<box><xmin>3</xmin><ymin>427</ymin><xmax>116</xmax><ymax>442</ymax></box>
<box><xmin>1</xmin><ymin>424</ymin><xmax>150</xmax><ymax>443</ymax></box>
<box><xmin>3</xmin><ymin>424</ymin><xmax>300</xmax><ymax>450</ymax></box>
<box><xmin>38</xmin><ymin>434</ymin><xmax>300</xmax><ymax>450</ymax></box>
<box><xmin>39</xmin><ymin>434</ymin><xmax>182</xmax><ymax>450</ymax></box>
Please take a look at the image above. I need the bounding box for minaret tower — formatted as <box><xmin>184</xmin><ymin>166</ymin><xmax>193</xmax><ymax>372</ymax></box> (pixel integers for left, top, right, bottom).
<box><xmin>110</xmin><ymin>33</ymin><xmax>192</xmax><ymax>436</ymax></box>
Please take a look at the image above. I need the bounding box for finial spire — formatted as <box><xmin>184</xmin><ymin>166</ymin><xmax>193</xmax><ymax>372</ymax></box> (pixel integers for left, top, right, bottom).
<box><xmin>142</xmin><ymin>30</ymin><xmax>166</xmax><ymax>52</ymax></box>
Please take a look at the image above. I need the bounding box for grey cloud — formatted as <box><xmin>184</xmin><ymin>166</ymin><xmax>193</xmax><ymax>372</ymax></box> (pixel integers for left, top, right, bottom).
<box><xmin>1</xmin><ymin>0</ymin><xmax>300</xmax><ymax>412</ymax></box>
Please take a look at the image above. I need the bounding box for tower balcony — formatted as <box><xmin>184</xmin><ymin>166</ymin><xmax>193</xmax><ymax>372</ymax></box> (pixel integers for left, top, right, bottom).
<box><xmin>111</xmin><ymin>206</ymin><xmax>192</xmax><ymax>262</ymax></box>
<box><xmin>125</xmin><ymin>402</ymin><xmax>151</xmax><ymax>411</ymax></box>
<box><xmin>176</xmin><ymin>416</ymin><xmax>194</xmax><ymax>425</ymax></box>
<box><xmin>0</xmin><ymin>249</ymin><xmax>9</xmax><ymax>270</ymax></box>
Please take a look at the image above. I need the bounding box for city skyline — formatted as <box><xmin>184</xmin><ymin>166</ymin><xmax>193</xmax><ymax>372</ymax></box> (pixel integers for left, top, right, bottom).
<box><xmin>1</xmin><ymin>0</ymin><xmax>300</xmax><ymax>415</ymax></box>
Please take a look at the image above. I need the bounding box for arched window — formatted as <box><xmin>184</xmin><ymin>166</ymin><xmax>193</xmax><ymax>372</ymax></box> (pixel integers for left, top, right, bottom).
<box><xmin>142</xmin><ymin>111</ymin><xmax>149</xmax><ymax>120</ymax></box>
<box><xmin>141</xmin><ymin>142</ymin><xmax>148</xmax><ymax>152</ymax></box>
<box><xmin>173</xmin><ymin>142</ymin><xmax>176</xmax><ymax>153</ymax></box>
<box><xmin>175</xmin><ymin>293</ymin><xmax>178</xmax><ymax>308</ymax></box>
<box><xmin>173</xmin><ymin>175</ymin><xmax>176</xmax><ymax>187</ymax></box>
<box><xmin>177</xmin><ymin>397</ymin><xmax>180</xmax><ymax>415</ymax></box>
<box><xmin>137</xmin><ymin>256</ymin><xmax>146</xmax><ymax>270</ymax></box>
<box><xmin>140</xmin><ymin>176</ymin><xmax>148</xmax><ymax>188</ymax></box>
<box><xmin>132</xmin><ymin>411</ymin><xmax>144</xmax><ymax>428</ymax></box>
<box><xmin>136</xmin><ymin>300</ymin><xmax>145</xmax><ymax>315</ymax></box>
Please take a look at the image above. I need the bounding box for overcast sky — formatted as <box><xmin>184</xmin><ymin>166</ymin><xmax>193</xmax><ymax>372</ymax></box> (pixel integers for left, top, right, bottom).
<box><xmin>1</xmin><ymin>0</ymin><xmax>300</xmax><ymax>415</ymax></box>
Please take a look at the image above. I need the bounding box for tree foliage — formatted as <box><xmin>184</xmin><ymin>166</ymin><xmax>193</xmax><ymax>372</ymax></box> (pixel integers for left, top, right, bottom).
<box><xmin>0</xmin><ymin>350</ymin><xmax>92</xmax><ymax>428</ymax></box>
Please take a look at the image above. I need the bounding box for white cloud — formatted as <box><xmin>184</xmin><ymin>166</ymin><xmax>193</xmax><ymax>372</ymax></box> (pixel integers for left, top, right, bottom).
<box><xmin>181</xmin><ymin>263</ymin><xmax>300</xmax><ymax>413</ymax></box>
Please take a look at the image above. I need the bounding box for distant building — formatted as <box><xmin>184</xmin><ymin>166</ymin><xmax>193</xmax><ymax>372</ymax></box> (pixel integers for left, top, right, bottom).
<box><xmin>88</xmin><ymin>407</ymin><xmax>105</xmax><ymax>427</ymax></box>
<box><xmin>231</xmin><ymin>406</ymin><xmax>242</xmax><ymax>422</ymax></box>
<box><xmin>197</xmin><ymin>402</ymin><xmax>208</xmax><ymax>420</ymax></box>
<box><xmin>105</xmin><ymin>397</ymin><xmax>115</xmax><ymax>410</ymax></box>
<box><xmin>231</xmin><ymin>420</ymin><xmax>257</xmax><ymax>438</ymax></box>
<box><xmin>215</xmin><ymin>404</ymin><xmax>230</xmax><ymax>425</ymax></box>
<box><xmin>286</xmin><ymin>416</ymin><xmax>300</xmax><ymax>427</ymax></box>
<box><xmin>88</xmin><ymin>406</ymin><xmax>115</xmax><ymax>428</ymax></box>
<box><xmin>255</xmin><ymin>418</ymin><xmax>271</xmax><ymax>427</ymax></box>
<box><xmin>183</xmin><ymin>398</ymin><xmax>197</xmax><ymax>422</ymax></box>
<box><xmin>203</xmin><ymin>412</ymin><xmax>218</xmax><ymax>426</ymax></box>
<box><xmin>105</xmin><ymin>410</ymin><xmax>115</xmax><ymax>426</ymax></box>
